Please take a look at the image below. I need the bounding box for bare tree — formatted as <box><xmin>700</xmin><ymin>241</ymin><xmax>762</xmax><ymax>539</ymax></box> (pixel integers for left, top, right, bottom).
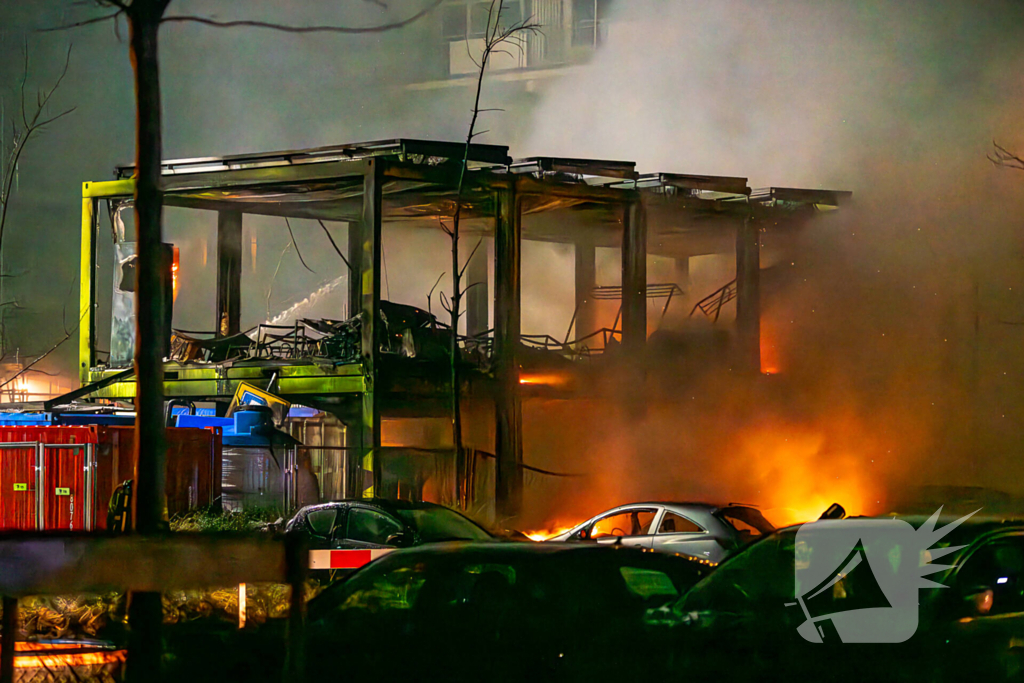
<box><xmin>439</xmin><ymin>0</ymin><xmax>538</xmax><ymax>509</ymax></box>
<box><xmin>48</xmin><ymin>2</ymin><xmax>447</xmax><ymax>679</ymax></box>
<box><xmin>989</xmin><ymin>141</ymin><xmax>1024</xmax><ymax>171</ymax></box>
<box><xmin>0</xmin><ymin>43</ymin><xmax>75</xmax><ymax>360</ymax></box>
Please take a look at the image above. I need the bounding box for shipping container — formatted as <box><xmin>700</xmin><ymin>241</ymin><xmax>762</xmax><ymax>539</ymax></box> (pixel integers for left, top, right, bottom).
<box><xmin>0</xmin><ymin>425</ymin><xmax>220</xmax><ymax>531</ymax></box>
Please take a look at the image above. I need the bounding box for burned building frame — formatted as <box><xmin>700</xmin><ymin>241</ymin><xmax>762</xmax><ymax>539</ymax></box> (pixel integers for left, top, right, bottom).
<box><xmin>77</xmin><ymin>139</ymin><xmax>849</xmax><ymax>518</ymax></box>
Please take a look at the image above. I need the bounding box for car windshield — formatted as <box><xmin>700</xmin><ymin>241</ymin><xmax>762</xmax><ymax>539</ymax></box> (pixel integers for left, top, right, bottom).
<box><xmin>716</xmin><ymin>506</ymin><xmax>775</xmax><ymax>537</ymax></box>
<box><xmin>396</xmin><ymin>507</ymin><xmax>493</xmax><ymax>542</ymax></box>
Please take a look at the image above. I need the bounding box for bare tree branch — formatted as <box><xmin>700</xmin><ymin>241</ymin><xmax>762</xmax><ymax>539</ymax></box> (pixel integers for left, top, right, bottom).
<box><xmin>317</xmin><ymin>219</ymin><xmax>353</xmax><ymax>272</ymax></box>
<box><xmin>160</xmin><ymin>0</ymin><xmax>443</xmax><ymax>33</ymax></box>
<box><xmin>38</xmin><ymin>11</ymin><xmax>124</xmax><ymax>32</ymax></box>
<box><xmin>990</xmin><ymin>141</ymin><xmax>1024</xmax><ymax>172</ymax></box>
<box><xmin>284</xmin><ymin>217</ymin><xmax>315</xmax><ymax>273</ymax></box>
<box><xmin>267</xmin><ymin>241</ymin><xmax>293</xmax><ymax>321</ymax></box>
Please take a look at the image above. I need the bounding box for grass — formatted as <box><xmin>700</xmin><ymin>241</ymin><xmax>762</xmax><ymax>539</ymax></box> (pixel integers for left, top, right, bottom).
<box><xmin>168</xmin><ymin>506</ymin><xmax>284</xmax><ymax>533</ymax></box>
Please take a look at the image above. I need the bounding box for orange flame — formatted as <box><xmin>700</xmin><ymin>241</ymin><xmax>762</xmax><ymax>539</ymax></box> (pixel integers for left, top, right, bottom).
<box><xmin>519</xmin><ymin>373</ymin><xmax>570</xmax><ymax>387</ymax></box>
<box><xmin>522</xmin><ymin>525</ymin><xmax>575</xmax><ymax>541</ymax></box>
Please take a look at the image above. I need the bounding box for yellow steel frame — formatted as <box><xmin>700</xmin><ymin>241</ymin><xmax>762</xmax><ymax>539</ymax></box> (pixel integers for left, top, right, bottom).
<box><xmin>80</xmin><ymin>180</ymin><xmax>135</xmax><ymax>385</ymax></box>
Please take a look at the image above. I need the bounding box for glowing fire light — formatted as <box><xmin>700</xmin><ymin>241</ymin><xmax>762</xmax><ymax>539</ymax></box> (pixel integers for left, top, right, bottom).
<box><xmin>1</xmin><ymin>643</ymin><xmax>126</xmax><ymax>669</ymax></box>
<box><xmin>730</xmin><ymin>425</ymin><xmax>880</xmax><ymax>527</ymax></box>
<box><xmin>760</xmin><ymin>322</ymin><xmax>781</xmax><ymax>375</ymax></box>
<box><xmin>523</xmin><ymin>525</ymin><xmax>575</xmax><ymax>541</ymax></box>
<box><xmin>519</xmin><ymin>373</ymin><xmax>569</xmax><ymax>387</ymax></box>
<box><xmin>171</xmin><ymin>246</ymin><xmax>180</xmax><ymax>302</ymax></box>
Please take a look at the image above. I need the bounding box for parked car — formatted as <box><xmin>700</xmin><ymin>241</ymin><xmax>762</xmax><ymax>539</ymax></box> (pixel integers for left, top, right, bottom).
<box><xmin>669</xmin><ymin>515</ymin><xmax>1024</xmax><ymax>682</ymax></box>
<box><xmin>163</xmin><ymin>542</ymin><xmax>714</xmax><ymax>682</ymax></box>
<box><xmin>547</xmin><ymin>501</ymin><xmax>774</xmax><ymax>563</ymax></box>
<box><xmin>285</xmin><ymin>498</ymin><xmax>494</xmax><ymax>550</ymax></box>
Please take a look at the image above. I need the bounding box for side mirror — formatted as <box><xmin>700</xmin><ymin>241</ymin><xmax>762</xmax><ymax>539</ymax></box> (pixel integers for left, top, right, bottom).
<box><xmin>386</xmin><ymin>531</ymin><xmax>413</xmax><ymax>548</ymax></box>
<box><xmin>963</xmin><ymin>587</ymin><xmax>994</xmax><ymax>616</ymax></box>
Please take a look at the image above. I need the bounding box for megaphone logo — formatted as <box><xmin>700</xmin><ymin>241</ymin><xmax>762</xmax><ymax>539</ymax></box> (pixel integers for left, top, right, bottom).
<box><xmin>791</xmin><ymin>508</ymin><xmax>975</xmax><ymax>643</ymax></box>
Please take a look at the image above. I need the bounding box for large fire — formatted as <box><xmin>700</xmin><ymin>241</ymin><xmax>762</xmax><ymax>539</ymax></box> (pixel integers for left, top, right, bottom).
<box><xmin>726</xmin><ymin>423</ymin><xmax>882</xmax><ymax>527</ymax></box>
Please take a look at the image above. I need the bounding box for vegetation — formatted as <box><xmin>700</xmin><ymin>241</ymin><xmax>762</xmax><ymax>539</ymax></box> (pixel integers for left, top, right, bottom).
<box><xmin>167</xmin><ymin>506</ymin><xmax>283</xmax><ymax>534</ymax></box>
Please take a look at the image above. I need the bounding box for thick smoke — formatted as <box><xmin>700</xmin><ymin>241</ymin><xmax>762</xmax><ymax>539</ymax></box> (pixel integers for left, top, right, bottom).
<box><xmin>513</xmin><ymin>0</ymin><xmax>1024</xmax><ymax>530</ymax></box>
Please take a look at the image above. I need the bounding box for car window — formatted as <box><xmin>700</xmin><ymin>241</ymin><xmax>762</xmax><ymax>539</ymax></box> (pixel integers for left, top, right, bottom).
<box><xmin>619</xmin><ymin>567</ymin><xmax>679</xmax><ymax>599</ymax></box>
<box><xmin>658</xmin><ymin>512</ymin><xmax>702</xmax><ymax>534</ymax></box>
<box><xmin>306</xmin><ymin>508</ymin><xmax>338</xmax><ymax>537</ymax></box>
<box><xmin>339</xmin><ymin>564</ymin><xmax>429</xmax><ymax>613</ymax></box>
<box><xmin>957</xmin><ymin>536</ymin><xmax>1024</xmax><ymax>616</ymax></box>
<box><xmin>346</xmin><ymin>508</ymin><xmax>404</xmax><ymax>545</ymax></box>
<box><xmin>681</xmin><ymin>532</ymin><xmax>795</xmax><ymax>614</ymax></box>
<box><xmin>717</xmin><ymin>507</ymin><xmax>775</xmax><ymax>536</ymax></box>
<box><xmin>590</xmin><ymin>509</ymin><xmax>656</xmax><ymax>538</ymax></box>
<box><xmin>395</xmin><ymin>507</ymin><xmax>492</xmax><ymax>542</ymax></box>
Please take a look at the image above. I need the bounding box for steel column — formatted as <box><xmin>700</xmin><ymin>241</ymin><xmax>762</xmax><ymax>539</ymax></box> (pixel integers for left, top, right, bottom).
<box><xmin>465</xmin><ymin>239</ymin><xmax>489</xmax><ymax>339</ymax></box>
<box><xmin>574</xmin><ymin>241</ymin><xmax>596</xmax><ymax>344</ymax></box>
<box><xmin>79</xmin><ymin>196</ymin><xmax>98</xmax><ymax>385</ymax></box>
<box><xmin>735</xmin><ymin>216</ymin><xmax>761</xmax><ymax>373</ymax></box>
<box><xmin>494</xmin><ymin>185</ymin><xmax>523</xmax><ymax>521</ymax></box>
<box><xmin>359</xmin><ymin>161</ymin><xmax>383</xmax><ymax>498</ymax></box>
<box><xmin>621</xmin><ymin>200</ymin><xmax>647</xmax><ymax>354</ymax></box>
<box><xmin>347</xmin><ymin>220</ymin><xmax>362</xmax><ymax>321</ymax></box>
<box><xmin>215</xmin><ymin>210</ymin><xmax>242</xmax><ymax>337</ymax></box>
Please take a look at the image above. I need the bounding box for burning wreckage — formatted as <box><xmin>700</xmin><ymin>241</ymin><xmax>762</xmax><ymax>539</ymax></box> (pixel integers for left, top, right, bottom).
<box><xmin>65</xmin><ymin>138</ymin><xmax>849</xmax><ymax>525</ymax></box>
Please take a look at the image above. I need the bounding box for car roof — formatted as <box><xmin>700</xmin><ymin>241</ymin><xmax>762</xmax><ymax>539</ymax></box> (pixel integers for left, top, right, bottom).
<box><xmin>770</xmin><ymin>515</ymin><xmax>1024</xmax><ymax>547</ymax></box>
<box><xmin>298</xmin><ymin>498</ymin><xmax>449</xmax><ymax>514</ymax></box>
<box><xmin>365</xmin><ymin>540</ymin><xmax>713</xmax><ymax>564</ymax></box>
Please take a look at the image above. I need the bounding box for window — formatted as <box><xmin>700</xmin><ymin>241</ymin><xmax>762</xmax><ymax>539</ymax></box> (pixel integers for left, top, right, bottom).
<box><xmin>442</xmin><ymin>4</ymin><xmax>468</xmax><ymax>39</ymax></box>
<box><xmin>619</xmin><ymin>567</ymin><xmax>679</xmax><ymax>600</ymax></box>
<box><xmin>444</xmin><ymin>1</ymin><xmax>523</xmax><ymax>41</ymax></box>
<box><xmin>957</xmin><ymin>537</ymin><xmax>1024</xmax><ymax>616</ymax></box>
<box><xmin>571</xmin><ymin>0</ymin><xmax>612</xmax><ymax>47</ymax></box>
<box><xmin>658</xmin><ymin>512</ymin><xmax>702</xmax><ymax>534</ymax></box>
<box><xmin>590</xmin><ymin>509</ymin><xmax>656</xmax><ymax>538</ymax></box>
<box><xmin>395</xmin><ymin>507</ymin><xmax>492</xmax><ymax>542</ymax></box>
<box><xmin>306</xmin><ymin>508</ymin><xmax>337</xmax><ymax>537</ymax></box>
<box><xmin>339</xmin><ymin>565</ymin><xmax>429</xmax><ymax>614</ymax></box>
<box><xmin>346</xmin><ymin>508</ymin><xmax>404</xmax><ymax>545</ymax></box>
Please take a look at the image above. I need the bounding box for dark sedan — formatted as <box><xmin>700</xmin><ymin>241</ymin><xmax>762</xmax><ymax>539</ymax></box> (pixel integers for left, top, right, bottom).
<box><xmin>286</xmin><ymin>498</ymin><xmax>493</xmax><ymax>548</ymax></box>
<box><xmin>162</xmin><ymin>541</ymin><xmax>714</xmax><ymax>682</ymax></box>
<box><xmin>547</xmin><ymin>501</ymin><xmax>774</xmax><ymax>563</ymax></box>
<box><xmin>668</xmin><ymin>515</ymin><xmax>1024</xmax><ymax>682</ymax></box>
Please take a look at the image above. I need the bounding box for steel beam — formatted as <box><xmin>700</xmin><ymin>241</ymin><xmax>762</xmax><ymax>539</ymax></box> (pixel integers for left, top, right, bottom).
<box><xmin>735</xmin><ymin>216</ymin><xmax>761</xmax><ymax>372</ymax></box>
<box><xmin>359</xmin><ymin>161</ymin><xmax>383</xmax><ymax>498</ymax></box>
<box><xmin>574</xmin><ymin>241</ymin><xmax>596</xmax><ymax>344</ymax></box>
<box><xmin>347</xmin><ymin>219</ymin><xmax>362</xmax><ymax>321</ymax></box>
<box><xmin>79</xmin><ymin>195</ymin><xmax>98</xmax><ymax>385</ymax></box>
<box><xmin>216</xmin><ymin>211</ymin><xmax>242</xmax><ymax>337</ymax></box>
<box><xmin>494</xmin><ymin>184</ymin><xmax>523</xmax><ymax>521</ymax></box>
<box><xmin>621</xmin><ymin>200</ymin><xmax>647</xmax><ymax>355</ymax></box>
<box><xmin>466</xmin><ymin>238</ymin><xmax>489</xmax><ymax>338</ymax></box>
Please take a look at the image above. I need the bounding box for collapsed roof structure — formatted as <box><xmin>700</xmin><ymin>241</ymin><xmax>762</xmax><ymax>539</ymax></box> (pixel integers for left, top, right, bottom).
<box><xmin>75</xmin><ymin>139</ymin><xmax>850</xmax><ymax>517</ymax></box>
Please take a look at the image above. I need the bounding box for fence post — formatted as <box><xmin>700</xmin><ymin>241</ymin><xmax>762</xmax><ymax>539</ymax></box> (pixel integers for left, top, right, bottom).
<box><xmin>284</xmin><ymin>533</ymin><xmax>307</xmax><ymax>683</ymax></box>
<box><xmin>1</xmin><ymin>595</ymin><xmax>16</xmax><ymax>683</ymax></box>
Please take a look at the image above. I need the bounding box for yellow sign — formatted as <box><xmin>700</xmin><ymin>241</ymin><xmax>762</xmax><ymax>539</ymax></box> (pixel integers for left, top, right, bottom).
<box><xmin>13</xmin><ymin>483</ymin><xmax>26</xmax><ymax>492</ymax></box>
<box><xmin>56</xmin><ymin>487</ymin><xmax>71</xmax><ymax>496</ymax></box>
<box><xmin>227</xmin><ymin>381</ymin><xmax>291</xmax><ymax>426</ymax></box>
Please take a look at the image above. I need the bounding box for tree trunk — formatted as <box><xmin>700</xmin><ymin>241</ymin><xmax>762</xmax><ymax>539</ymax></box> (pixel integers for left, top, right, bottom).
<box><xmin>129</xmin><ymin>3</ymin><xmax>167</xmax><ymax>537</ymax></box>
<box><xmin>126</xmin><ymin>5</ymin><xmax>167</xmax><ymax>683</ymax></box>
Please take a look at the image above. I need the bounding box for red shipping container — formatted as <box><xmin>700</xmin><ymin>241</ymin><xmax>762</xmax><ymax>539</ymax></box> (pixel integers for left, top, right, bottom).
<box><xmin>0</xmin><ymin>425</ymin><xmax>220</xmax><ymax>531</ymax></box>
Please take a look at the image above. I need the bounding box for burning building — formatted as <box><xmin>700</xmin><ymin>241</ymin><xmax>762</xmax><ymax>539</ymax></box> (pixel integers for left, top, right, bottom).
<box><xmin>73</xmin><ymin>138</ymin><xmax>848</xmax><ymax>525</ymax></box>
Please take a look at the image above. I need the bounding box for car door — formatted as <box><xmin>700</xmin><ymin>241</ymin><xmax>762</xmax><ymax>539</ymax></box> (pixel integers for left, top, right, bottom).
<box><xmin>651</xmin><ymin>510</ymin><xmax>723</xmax><ymax>562</ymax></box>
<box><xmin>585</xmin><ymin>507</ymin><xmax>658</xmax><ymax>549</ymax></box>
<box><xmin>334</xmin><ymin>505</ymin><xmax>406</xmax><ymax>549</ymax></box>
<box><xmin>302</xmin><ymin>505</ymin><xmax>342</xmax><ymax>550</ymax></box>
<box><xmin>938</xmin><ymin>532</ymin><xmax>1024</xmax><ymax>681</ymax></box>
